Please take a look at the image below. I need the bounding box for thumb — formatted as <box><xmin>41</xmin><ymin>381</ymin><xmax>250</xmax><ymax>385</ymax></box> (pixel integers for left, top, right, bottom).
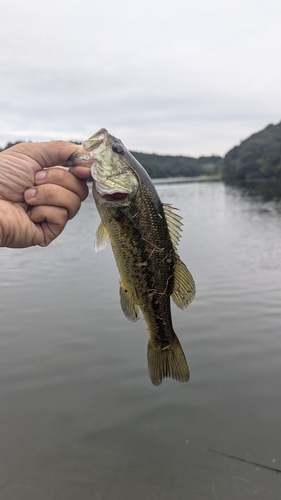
<box><xmin>6</xmin><ymin>141</ymin><xmax>82</xmax><ymax>169</ymax></box>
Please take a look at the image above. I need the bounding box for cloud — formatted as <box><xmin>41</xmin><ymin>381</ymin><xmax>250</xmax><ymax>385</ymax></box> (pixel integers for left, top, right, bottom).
<box><xmin>1</xmin><ymin>0</ymin><xmax>281</xmax><ymax>155</ymax></box>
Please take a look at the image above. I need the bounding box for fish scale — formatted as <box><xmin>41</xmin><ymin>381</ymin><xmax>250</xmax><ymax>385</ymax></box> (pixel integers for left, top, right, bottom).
<box><xmin>107</xmin><ymin>189</ymin><xmax>175</xmax><ymax>348</ymax></box>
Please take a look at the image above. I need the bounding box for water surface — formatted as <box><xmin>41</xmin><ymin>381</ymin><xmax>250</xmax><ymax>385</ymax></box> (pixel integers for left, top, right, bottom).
<box><xmin>0</xmin><ymin>181</ymin><xmax>281</xmax><ymax>499</ymax></box>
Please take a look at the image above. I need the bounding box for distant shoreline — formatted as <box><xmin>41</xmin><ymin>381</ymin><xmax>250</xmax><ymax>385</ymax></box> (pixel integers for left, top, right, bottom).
<box><xmin>153</xmin><ymin>174</ymin><xmax>222</xmax><ymax>184</ymax></box>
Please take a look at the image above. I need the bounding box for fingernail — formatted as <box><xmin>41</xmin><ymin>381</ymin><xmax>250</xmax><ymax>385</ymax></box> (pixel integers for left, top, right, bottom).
<box><xmin>25</xmin><ymin>188</ymin><xmax>36</xmax><ymax>200</ymax></box>
<box><xmin>35</xmin><ymin>170</ymin><xmax>46</xmax><ymax>181</ymax></box>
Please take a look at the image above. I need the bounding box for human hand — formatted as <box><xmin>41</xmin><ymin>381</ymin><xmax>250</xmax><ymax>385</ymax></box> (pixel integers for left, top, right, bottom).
<box><xmin>0</xmin><ymin>141</ymin><xmax>91</xmax><ymax>248</ymax></box>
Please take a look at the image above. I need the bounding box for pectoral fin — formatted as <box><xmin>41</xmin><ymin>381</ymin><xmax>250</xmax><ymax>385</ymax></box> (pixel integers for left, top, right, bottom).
<box><xmin>171</xmin><ymin>256</ymin><xmax>196</xmax><ymax>309</ymax></box>
<box><xmin>119</xmin><ymin>283</ymin><xmax>140</xmax><ymax>322</ymax></box>
<box><xmin>94</xmin><ymin>222</ymin><xmax>110</xmax><ymax>252</ymax></box>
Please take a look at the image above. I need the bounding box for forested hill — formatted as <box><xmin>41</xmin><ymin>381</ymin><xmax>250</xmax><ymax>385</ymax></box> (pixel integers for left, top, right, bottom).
<box><xmin>0</xmin><ymin>141</ymin><xmax>222</xmax><ymax>179</ymax></box>
<box><xmin>131</xmin><ymin>151</ymin><xmax>222</xmax><ymax>178</ymax></box>
<box><xmin>223</xmin><ymin>122</ymin><xmax>281</xmax><ymax>180</ymax></box>
<box><xmin>2</xmin><ymin>123</ymin><xmax>281</xmax><ymax>181</ymax></box>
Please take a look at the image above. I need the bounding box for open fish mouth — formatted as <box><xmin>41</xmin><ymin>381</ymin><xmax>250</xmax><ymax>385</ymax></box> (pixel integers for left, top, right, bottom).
<box><xmin>91</xmin><ymin>162</ymin><xmax>131</xmax><ymax>203</ymax></box>
<box><xmin>102</xmin><ymin>192</ymin><xmax>129</xmax><ymax>202</ymax></box>
<box><xmin>92</xmin><ymin>181</ymin><xmax>130</xmax><ymax>203</ymax></box>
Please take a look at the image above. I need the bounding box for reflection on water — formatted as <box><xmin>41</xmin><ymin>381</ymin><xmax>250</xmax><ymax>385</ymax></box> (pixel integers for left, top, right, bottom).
<box><xmin>0</xmin><ymin>182</ymin><xmax>281</xmax><ymax>499</ymax></box>
<box><xmin>225</xmin><ymin>179</ymin><xmax>281</xmax><ymax>204</ymax></box>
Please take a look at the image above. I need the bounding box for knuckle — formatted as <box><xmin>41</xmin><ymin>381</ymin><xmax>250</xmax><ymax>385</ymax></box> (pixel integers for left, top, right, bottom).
<box><xmin>68</xmin><ymin>197</ymin><xmax>81</xmax><ymax>219</ymax></box>
<box><xmin>80</xmin><ymin>183</ymin><xmax>89</xmax><ymax>201</ymax></box>
<box><xmin>58</xmin><ymin>207</ymin><xmax>69</xmax><ymax>223</ymax></box>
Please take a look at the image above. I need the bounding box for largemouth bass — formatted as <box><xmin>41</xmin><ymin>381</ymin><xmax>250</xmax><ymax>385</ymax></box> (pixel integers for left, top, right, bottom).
<box><xmin>72</xmin><ymin>129</ymin><xmax>196</xmax><ymax>385</ymax></box>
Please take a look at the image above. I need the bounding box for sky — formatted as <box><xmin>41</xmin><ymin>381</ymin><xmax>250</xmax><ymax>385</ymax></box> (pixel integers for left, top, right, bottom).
<box><xmin>1</xmin><ymin>0</ymin><xmax>281</xmax><ymax>157</ymax></box>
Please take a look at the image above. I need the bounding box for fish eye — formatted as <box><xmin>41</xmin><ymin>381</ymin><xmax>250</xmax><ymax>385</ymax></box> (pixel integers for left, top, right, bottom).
<box><xmin>112</xmin><ymin>144</ymin><xmax>124</xmax><ymax>155</ymax></box>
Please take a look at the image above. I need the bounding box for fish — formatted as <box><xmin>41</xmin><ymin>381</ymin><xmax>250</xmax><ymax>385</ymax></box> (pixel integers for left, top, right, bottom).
<box><xmin>71</xmin><ymin>128</ymin><xmax>196</xmax><ymax>385</ymax></box>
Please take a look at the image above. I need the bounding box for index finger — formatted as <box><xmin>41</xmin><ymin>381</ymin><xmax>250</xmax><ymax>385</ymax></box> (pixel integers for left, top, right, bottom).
<box><xmin>34</xmin><ymin>166</ymin><xmax>89</xmax><ymax>201</ymax></box>
<box><xmin>69</xmin><ymin>165</ymin><xmax>92</xmax><ymax>180</ymax></box>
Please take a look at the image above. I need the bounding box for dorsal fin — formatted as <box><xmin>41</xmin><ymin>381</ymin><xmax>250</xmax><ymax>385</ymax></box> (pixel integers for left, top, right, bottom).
<box><xmin>163</xmin><ymin>203</ymin><xmax>183</xmax><ymax>249</ymax></box>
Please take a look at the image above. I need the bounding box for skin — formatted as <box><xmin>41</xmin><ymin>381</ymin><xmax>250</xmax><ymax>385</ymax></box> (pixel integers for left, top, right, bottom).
<box><xmin>0</xmin><ymin>141</ymin><xmax>91</xmax><ymax>248</ymax></box>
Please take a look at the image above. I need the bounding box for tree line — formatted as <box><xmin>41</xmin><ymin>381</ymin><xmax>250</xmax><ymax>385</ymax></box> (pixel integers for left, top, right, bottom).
<box><xmin>0</xmin><ymin>140</ymin><xmax>222</xmax><ymax>179</ymax></box>
<box><xmin>2</xmin><ymin>121</ymin><xmax>280</xmax><ymax>180</ymax></box>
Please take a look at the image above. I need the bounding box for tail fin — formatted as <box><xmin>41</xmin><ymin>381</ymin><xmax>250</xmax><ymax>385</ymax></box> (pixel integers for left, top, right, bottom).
<box><xmin>147</xmin><ymin>335</ymin><xmax>190</xmax><ymax>386</ymax></box>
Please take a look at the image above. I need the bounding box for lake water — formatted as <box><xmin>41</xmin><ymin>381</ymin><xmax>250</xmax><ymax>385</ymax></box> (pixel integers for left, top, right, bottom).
<box><xmin>0</xmin><ymin>180</ymin><xmax>281</xmax><ymax>500</ymax></box>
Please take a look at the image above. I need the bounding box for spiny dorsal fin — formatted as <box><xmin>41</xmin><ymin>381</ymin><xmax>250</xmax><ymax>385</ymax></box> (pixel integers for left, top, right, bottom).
<box><xmin>163</xmin><ymin>203</ymin><xmax>183</xmax><ymax>249</ymax></box>
<box><xmin>171</xmin><ymin>256</ymin><xmax>196</xmax><ymax>309</ymax></box>
<box><xmin>119</xmin><ymin>282</ymin><xmax>140</xmax><ymax>322</ymax></box>
<box><xmin>94</xmin><ymin>222</ymin><xmax>110</xmax><ymax>252</ymax></box>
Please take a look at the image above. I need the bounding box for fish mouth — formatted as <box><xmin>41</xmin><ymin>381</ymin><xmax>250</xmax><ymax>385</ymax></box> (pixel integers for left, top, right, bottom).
<box><xmin>93</xmin><ymin>182</ymin><xmax>130</xmax><ymax>203</ymax></box>
<box><xmin>102</xmin><ymin>192</ymin><xmax>129</xmax><ymax>202</ymax></box>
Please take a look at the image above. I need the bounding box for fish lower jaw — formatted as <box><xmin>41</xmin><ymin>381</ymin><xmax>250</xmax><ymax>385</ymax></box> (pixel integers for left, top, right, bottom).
<box><xmin>101</xmin><ymin>192</ymin><xmax>129</xmax><ymax>202</ymax></box>
<box><xmin>93</xmin><ymin>185</ymin><xmax>130</xmax><ymax>204</ymax></box>
<box><xmin>93</xmin><ymin>179</ymin><xmax>128</xmax><ymax>200</ymax></box>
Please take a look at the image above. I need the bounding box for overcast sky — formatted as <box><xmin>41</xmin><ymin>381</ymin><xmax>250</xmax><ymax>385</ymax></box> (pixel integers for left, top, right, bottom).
<box><xmin>1</xmin><ymin>0</ymin><xmax>281</xmax><ymax>156</ymax></box>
